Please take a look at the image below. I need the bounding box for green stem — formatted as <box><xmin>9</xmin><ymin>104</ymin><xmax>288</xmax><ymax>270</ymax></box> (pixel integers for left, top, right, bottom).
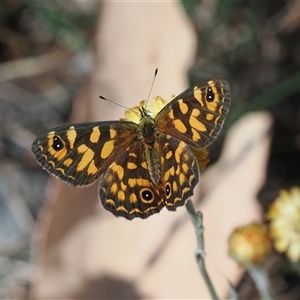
<box><xmin>185</xmin><ymin>199</ymin><xmax>219</xmax><ymax>300</ymax></box>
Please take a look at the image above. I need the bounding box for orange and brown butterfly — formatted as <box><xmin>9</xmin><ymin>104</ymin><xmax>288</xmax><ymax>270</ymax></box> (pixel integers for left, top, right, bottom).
<box><xmin>32</xmin><ymin>78</ymin><xmax>231</xmax><ymax>220</ymax></box>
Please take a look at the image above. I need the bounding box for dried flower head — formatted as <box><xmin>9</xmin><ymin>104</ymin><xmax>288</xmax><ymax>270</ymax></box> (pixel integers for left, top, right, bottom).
<box><xmin>228</xmin><ymin>223</ymin><xmax>272</xmax><ymax>266</ymax></box>
<box><xmin>266</xmin><ymin>187</ymin><xmax>300</xmax><ymax>262</ymax></box>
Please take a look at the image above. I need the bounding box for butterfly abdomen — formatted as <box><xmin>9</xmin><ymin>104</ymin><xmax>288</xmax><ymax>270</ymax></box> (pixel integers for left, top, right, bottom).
<box><xmin>145</xmin><ymin>147</ymin><xmax>160</xmax><ymax>185</ymax></box>
<box><xmin>138</xmin><ymin>116</ymin><xmax>161</xmax><ymax>184</ymax></box>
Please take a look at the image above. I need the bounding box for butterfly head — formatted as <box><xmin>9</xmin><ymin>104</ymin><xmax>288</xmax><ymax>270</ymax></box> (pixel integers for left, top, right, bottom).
<box><xmin>139</xmin><ymin>106</ymin><xmax>151</xmax><ymax>119</ymax></box>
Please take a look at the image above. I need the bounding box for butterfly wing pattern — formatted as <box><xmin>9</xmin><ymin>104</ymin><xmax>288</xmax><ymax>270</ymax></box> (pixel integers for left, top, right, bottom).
<box><xmin>32</xmin><ymin>79</ymin><xmax>231</xmax><ymax>219</ymax></box>
<box><xmin>32</xmin><ymin>121</ymin><xmax>138</xmax><ymax>185</ymax></box>
<box><xmin>156</xmin><ymin>79</ymin><xmax>231</xmax><ymax>148</ymax></box>
<box><xmin>99</xmin><ymin>133</ymin><xmax>199</xmax><ymax>219</ymax></box>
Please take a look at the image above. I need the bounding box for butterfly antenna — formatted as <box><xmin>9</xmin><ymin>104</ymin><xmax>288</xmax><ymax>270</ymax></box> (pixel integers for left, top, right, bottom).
<box><xmin>99</xmin><ymin>95</ymin><xmax>140</xmax><ymax>118</ymax></box>
<box><xmin>144</xmin><ymin>68</ymin><xmax>158</xmax><ymax>110</ymax></box>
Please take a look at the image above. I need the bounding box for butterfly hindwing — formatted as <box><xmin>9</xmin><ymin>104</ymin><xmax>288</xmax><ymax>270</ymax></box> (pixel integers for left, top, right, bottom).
<box><xmin>99</xmin><ymin>133</ymin><xmax>200</xmax><ymax>220</ymax></box>
<box><xmin>157</xmin><ymin>134</ymin><xmax>200</xmax><ymax>210</ymax></box>
<box><xmin>99</xmin><ymin>140</ymin><xmax>165</xmax><ymax>219</ymax></box>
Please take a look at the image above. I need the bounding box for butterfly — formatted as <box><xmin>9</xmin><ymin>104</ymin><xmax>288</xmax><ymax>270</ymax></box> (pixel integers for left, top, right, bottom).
<box><xmin>32</xmin><ymin>79</ymin><xmax>231</xmax><ymax>220</ymax></box>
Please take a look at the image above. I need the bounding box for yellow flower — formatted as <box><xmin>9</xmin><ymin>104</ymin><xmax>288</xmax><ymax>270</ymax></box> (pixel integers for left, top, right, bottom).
<box><xmin>121</xmin><ymin>96</ymin><xmax>172</xmax><ymax>123</ymax></box>
<box><xmin>228</xmin><ymin>224</ymin><xmax>272</xmax><ymax>266</ymax></box>
<box><xmin>120</xmin><ymin>95</ymin><xmax>209</xmax><ymax>171</ymax></box>
<box><xmin>266</xmin><ymin>187</ymin><xmax>300</xmax><ymax>262</ymax></box>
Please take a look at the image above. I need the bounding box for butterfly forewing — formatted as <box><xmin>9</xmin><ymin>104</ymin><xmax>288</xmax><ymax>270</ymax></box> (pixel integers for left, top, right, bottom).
<box><xmin>32</xmin><ymin>121</ymin><xmax>138</xmax><ymax>186</ymax></box>
<box><xmin>156</xmin><ymin>79</ymin><xmax>230</xmax><ymax>149</ymax></box>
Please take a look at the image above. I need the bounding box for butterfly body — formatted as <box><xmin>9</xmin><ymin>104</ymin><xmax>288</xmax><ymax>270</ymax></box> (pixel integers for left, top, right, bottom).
<box><xmin>32</xmin><ymin>79</ymin><xmax>231</xmax><ymax>219</ymax></box>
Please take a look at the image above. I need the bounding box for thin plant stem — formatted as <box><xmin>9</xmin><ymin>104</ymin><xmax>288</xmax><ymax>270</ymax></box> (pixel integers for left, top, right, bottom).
<box><xmin>248</xmin><ymin>265</ymin><xmax>274</xmax><ymax>300</ymax></box>
<box><xmin>185</xmin><ymin>198</ymin><xmax>219</xmax><ymax>300</ymax></box>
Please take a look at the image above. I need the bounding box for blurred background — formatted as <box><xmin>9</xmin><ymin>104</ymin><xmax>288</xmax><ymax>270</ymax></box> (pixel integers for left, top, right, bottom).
<box><xmin>0</xmin><ymin>2</ymin><xmax>98</xmax><ymax>297</ymax></box>
<box><xmin>0</xmin><ymin>1</ymin><xmax>300</xmax><ymax>299</ymax></box>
